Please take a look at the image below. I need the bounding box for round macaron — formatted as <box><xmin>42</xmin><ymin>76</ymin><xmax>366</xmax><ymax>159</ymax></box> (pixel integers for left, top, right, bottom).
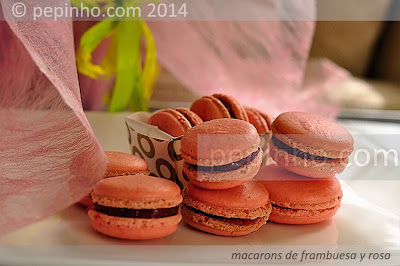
<box><xmin>181</xmin><ymin>181</ymin><xmax>271</xmax><ymax>236</ymax></box>
<box><xmin>104</xmin><ymin>151</ymin><xmax>150</xmax><ymax>178</ymax></box>
<box><xmin>245</xmin><ymin>108</ymin><xmax>273</xmax><ymax>135</ymax></box>
<box><xmin>255</xmin><ymin>165</ymin><xmax>343</xmax><ymax>224</ymax></box>
<box><xmin>270</xmin><ymin>112</ymin><xmax>354</xmax><ymax>178</ymax></box>
<box><xmin>181</xmin><ymin>118</ymin><xmax>263</xmax><ymax>189</ymax></box>
<box><xmin>88</xmin><ymin>175</ymin><xmax>182</xmax><ymax>240</ymax></box>
<box><xmin>80</xmin><ymin>151</ymin><xmax>150</xmax><ymax>207</ymax></box>
<box><xmin>148</xmin><ymin>108</ymin><xmax>203</xmax><ymax>137</ymax></box>
<box><xmin>190</xmin><ymin>94</ymin><xmax>249</xmax><ymax>122</ymax></box>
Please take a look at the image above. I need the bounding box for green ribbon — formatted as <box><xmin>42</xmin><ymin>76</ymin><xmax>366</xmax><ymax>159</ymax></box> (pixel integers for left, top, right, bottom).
<box><xmin>74</xmin><ymin>0</ymin><xmax>159</xmax><ymax>112</ymax></box>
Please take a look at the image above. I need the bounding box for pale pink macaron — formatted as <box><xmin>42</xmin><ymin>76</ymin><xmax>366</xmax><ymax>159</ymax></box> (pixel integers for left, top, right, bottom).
<box><xmin>80</xmin><ymin>151</ymin><xmax>150</xmax><ymax>207</ymax></box>
<box><xmin>270</xmin><ymin>112</ymin><xmax>354</xmax><ymax>178</ymax></box>
<box><xmin>181</xmin><ymin>118</ymin><xmax>263</xmax><ymax>189</ymax></box>
<box><xmin>88</xmin><ymin>175</ymin><xmax>182</xmax><ymax>240</ymax></box>
<box><xmin>255</xmin><ymin>165</ymin><xmax>343</xmax><ymax>224</ymax></box>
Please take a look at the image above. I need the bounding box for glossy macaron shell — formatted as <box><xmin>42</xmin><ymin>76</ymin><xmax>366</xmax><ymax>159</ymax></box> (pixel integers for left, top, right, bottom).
<box><xmin>255</xmin><ymin>165</ymin><xmax>342</xmax><ymax>224</ymax></box>
<box><xmin>272</xmin><ymin>112</ymin><xmax>354</xmax><ymax>158</ymax></box>
<box><xmin>181</xmin><ymin>118</ymin><xmax>260</xmax><ymax>166</ymax></box>
<box><xmin>105</xmin><ymin>151</ymin><xmax>149</xmax><ymax>177</ymax></box>
<box><xmin>190</xmin><ymin>95</ymin><xmax>231</xmax><ymax>121</ymax></box>
<box><xmin>148</xmin><ymin>109</ymin><xmax>192</xmax><ymax>137</ymax></box>
<box><xmin>190</xmin><ymin>94</ymin><xmax>248</xmax><ymax>122</ymax></box>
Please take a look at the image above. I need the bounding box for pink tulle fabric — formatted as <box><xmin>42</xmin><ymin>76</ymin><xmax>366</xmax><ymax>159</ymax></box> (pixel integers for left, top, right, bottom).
<box><xmin>148</xmin><ymin>19</ymin><xmax>344</xmax><ymax>118</ymax></box>
<box><xmin>0</xmin><ymin>2</ymin><xmax>107</xmax><ymax>235</ymax></box>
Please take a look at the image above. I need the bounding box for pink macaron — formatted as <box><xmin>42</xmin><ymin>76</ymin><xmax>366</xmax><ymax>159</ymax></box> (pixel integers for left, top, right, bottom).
<box><xmin>270</xmin><ymin>112</ymin><xmax>354</xmax><ymax>178</ymax></box>
<box><xmin>181</xmin><ymin>181</ymin><xmax>271</xmax><ymax>236</ymax></box>
<box><xmin>80</xmin><ymin>151</ymin><xmax>150</xmax><ymax>207</ymax></box>
<box><xmin>148</xmin><ymin>108</ymin><xmax>203</xmax><ymax>137</ymax></box>
<box><xmin>88</xmin><ymin>175</ymin><xmax>182</xmax><ymax>240</ymax></box>
<box><xmin>255</xmin><ymin>165</ymin><xmax>343</xmax><ymax>224</ymax></box>
<box><xmin>181</xmin><ymin>118</ymin><xmax>262</xmax><ymax>189</ymax></box>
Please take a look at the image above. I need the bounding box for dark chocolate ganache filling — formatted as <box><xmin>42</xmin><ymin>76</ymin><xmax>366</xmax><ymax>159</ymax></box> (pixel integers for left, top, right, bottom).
<box><xmin>192</xmin><ymin>147</ymin><xmax>260</xmax><ymax>172</ymax></box>
<box><xmin>272</xmin><ymin>136</ymin><xmax>336</xmax><ymax>161</ymax></box>
<box><xmin>95</xmin><ymin>204</ymin><xmax>179</xmax><ymax>218</ymax></box>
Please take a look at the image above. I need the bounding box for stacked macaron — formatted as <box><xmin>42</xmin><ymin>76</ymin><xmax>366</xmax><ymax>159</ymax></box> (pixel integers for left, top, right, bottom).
<box><xmin>180</xmin><ymin>118</ymin><xmax>272</xmax><ymax>236</ymax></box>
<box><xmin>256</xmin><ymin>112</ymin><xmax>354</xmax><ymax>224</ymax></box>
<box><xmin>80</xmin><ymin>151</ymin><xmax>149</xmax><ymax>207</ymax></box>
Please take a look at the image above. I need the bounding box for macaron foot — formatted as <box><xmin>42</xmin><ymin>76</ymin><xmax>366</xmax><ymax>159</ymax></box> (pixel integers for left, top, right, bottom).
<box><xmin>181</xmin><ymin>204</ymin><xmax>269</xmax><ymax>237</ymax></box>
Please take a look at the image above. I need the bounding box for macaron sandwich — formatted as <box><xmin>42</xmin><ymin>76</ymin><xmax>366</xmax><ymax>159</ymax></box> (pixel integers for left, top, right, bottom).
<box><xmin>245</xmin><ymin>107</ymin><xmax>273</xmax><ymax>135</ymax></box>
<box><xmin>181</xmin><ymin>118</ymin><xmax>263</xmax><ymax>189</ymax></box>
<box><xmin>190</xmin><ymin>94</ymin><xmax>249</xmax><ymax>122</ymax></box>
<box><xmin>88</xmin><ymin>175</ymin><xmax>182</xmax><ymax>240</ymax></box>
<box><xmin>148</xmin><ymin>108</ymin><xmax>203</xmax><ymax>137</ymax></box>
<box><xmin>181</xmin><ymin>181</ymin><xmax>271</xmax><ymax>236</ymax></box>
<box><xmin>255</xmin><ymin>165</ymin><xmax>342</xmax><ymax>224</ymax></box>
<box><xmin>270</xmin><ymin>112</ymin><xmax>354</xmax><ymax>178</ymax></box>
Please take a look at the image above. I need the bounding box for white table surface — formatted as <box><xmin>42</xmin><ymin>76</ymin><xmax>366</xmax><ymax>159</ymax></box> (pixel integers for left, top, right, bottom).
<box><xmin>0</xmin><ymin>112</ymin><xmax>399</xmax><ymax>265</ymax></box>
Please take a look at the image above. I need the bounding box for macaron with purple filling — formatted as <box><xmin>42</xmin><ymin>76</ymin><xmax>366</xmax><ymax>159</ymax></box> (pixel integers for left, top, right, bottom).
<box><xmin>270</xmin><ymin>112</ymin><xmax>354</xmax><ymax>178</ymax></box>
<box><xmin>88</xmin><ymin>175</ymin><xmax>182</xmax><ymax>240</ymax></box>
<box><xmin>181</xmin><ymin>118</ymin><xmax>263</xmax><ymax>189</ymax></box>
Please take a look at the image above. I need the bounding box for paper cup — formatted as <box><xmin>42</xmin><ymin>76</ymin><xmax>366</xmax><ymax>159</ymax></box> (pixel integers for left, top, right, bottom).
<box><xmin>125</xmin><ymin>112</ymin><xmax>273</xmax><ymax>189</ymax></box>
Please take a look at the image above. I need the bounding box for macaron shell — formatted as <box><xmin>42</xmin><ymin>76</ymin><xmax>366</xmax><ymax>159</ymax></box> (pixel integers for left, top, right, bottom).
<box><xmin>212</xmin><ymin>94</ymin><xmax>249</xmax><ymax>121</ymax></box>
<box><xmin>148</xmin><ymin>109</ymin><xmax>192</xmax><ymax>137</ymax></box>
<box><xmin>270</xmin><ymin>204</ymin><xmax>340</xmax><ymax>225</ymax></box>
<box><xmin>260</xmin><ymin>112</ymin><xmax>273</xmax><ymax>130</ymax></box>
<box><xmin>183</xmin><ymin>188</ymin><xmax>271</xmax><ymax>220</ymax></box>
<box><xmin>105</xmin><ymin>151</ymin><xmax>149</xmax><ymax>175</ymax></box>
<box><xmin>183</xmin><ymin>151</ymin><xmax>262</xmax><ymax>190</ymax></box>
<box><xmin>79</xmin><ymin>194</ymin><xmax>94</xmax><ymax>207</ymax></box>
<box><xmin>176</xmin><ymin>108</ymin><xmax>203</xmax><ymax>127</ymax></box>
<box><xmin>190</xmin><ymin>96</ymin><xmax>231</xmax><ymax>121</ymax></box>
<box><xmin>88</xmin><ymin>209</ymin><xmax>181</xmax><ymax>240</ymax></box>
<box><xmin>181</xmin><ymin>205</ymin><xmax>268</xmax><ymax>237</ymax></box>
<box><xmin>255</xmin><ymin>165</ymin><xmax>342</xmax><ymax>208</ymax></box>
<box><xmin>270</xmin><ymin>142</ymin><xmax>347</xmax><ymax>178</ymax></box>
<box><xmin>181</xmin><ymin>118</ymin><xmax>260</xmax><ymax>166</ymax></box>
<box><xmin>272</xmin><ymin>112</ymin><xmax>354</xmax><ymax>155</ymax></box>
<box><xmin>185</xmin><ymin>181</ymin><xmax>269</xmax><ymax>209</ymax></box>
<box><xmin>245</xmin><ymin>108</ymin><xmax>269</xmax><ymax>134</ymax></box>
<box><xmin>93</xmin><ymin>175</ymin><xmax>181</xmax><ymax>202</ymax></box>
<box><xmin>187</xmin><ymin>178</ymin><xmax>252</xmax><ymax>190</ymax></box>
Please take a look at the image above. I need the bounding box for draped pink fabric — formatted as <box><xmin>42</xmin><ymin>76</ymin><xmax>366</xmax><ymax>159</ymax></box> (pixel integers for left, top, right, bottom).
<box><xmin>0</xmin><ymin>1</ymin><xmax>107</xmax><ymax>235</ymax></box>
<box><xmin>148</xmin><ymin>20</ymin><xmax>343</xmax><ymax>118</ymax></box>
